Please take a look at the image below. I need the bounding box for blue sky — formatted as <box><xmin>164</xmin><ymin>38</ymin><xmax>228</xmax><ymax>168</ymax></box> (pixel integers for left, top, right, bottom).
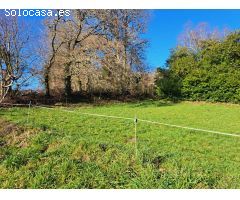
<box><xmin>145</xmin><ymin>10</ymin><xmax>240</xmax><ymax>70</ymax></box>
<box><xmin>18</xmin><ymin>9</ymin><xmax>240</xmax><ymax>70</ymax></box>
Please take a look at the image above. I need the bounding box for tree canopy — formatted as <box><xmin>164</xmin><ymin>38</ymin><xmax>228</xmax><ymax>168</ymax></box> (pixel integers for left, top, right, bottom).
<box><xmin>156</xmin><ymin>27</ymin><xmax>240</xmax><ymax>103</ymax></box>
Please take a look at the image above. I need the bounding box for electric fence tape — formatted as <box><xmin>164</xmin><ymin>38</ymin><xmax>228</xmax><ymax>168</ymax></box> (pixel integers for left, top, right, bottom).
<box><xmin>34</xmin><ymin>104</ymin><xmax>240</xmax><ymax>138</ymax></box>
<box><xmin>1</xmin><ymin>103</ymin><xmax>239</xmax><ymax>138</ymax></box>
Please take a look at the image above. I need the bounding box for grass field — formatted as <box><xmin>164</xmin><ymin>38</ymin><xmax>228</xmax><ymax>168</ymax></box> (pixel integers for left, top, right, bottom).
<box><xmin>0</xmin><ymin>100</ymin><xmax>240</xmax><ymax>188</ymax></box>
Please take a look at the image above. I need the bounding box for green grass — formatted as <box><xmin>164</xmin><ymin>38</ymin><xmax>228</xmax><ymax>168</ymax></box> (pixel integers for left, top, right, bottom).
<box><xmin>0</xmin><ymin>100</ymin><xmax>240</xmax><ymax>188</ymax></box>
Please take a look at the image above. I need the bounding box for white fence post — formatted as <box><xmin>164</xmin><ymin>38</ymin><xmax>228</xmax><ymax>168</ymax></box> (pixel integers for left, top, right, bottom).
<box><xmin>134</xmin><ymin>114</ymin><xmax>138</xmax><ymax>159</ymax></box>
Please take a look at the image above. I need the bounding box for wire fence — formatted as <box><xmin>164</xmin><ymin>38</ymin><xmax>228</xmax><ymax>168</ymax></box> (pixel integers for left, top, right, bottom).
<box><xmin>34</xmin><ymin>104</ymin><xmax>240</xmax><ymax>138</ymax></box>
<box><xmin>1</xmin><ymin>101</ymin><xmax>240</xmax><ymax>161</ymax></box>
<box><xmin>1</xmin><ymin>102</ymin><xmax>240</xmax><ymax>138</ymax></box>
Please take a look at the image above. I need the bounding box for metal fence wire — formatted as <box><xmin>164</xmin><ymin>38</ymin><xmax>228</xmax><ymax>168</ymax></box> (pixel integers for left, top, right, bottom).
<box><xmin>1</xmin><ymin>102</ymin><xmax>240</xmax><ymax>138</ymax></box>
<box><xmin>1</xmin><ymin>101</ymin><xmax>240</xmax><ymax>161</ymax></box>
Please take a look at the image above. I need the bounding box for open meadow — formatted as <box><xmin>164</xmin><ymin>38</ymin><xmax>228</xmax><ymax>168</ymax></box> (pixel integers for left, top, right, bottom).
<box><xmin>0</xmin><ymin>100</ymin><xmax>240</xmax><ymax>188</ymax></box>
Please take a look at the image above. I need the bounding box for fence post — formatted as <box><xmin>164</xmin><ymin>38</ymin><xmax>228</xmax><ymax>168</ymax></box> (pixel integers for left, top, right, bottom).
<box><xmin>27</xmin><ymin>100</ymin><xmax>31</xmax><ymax>124</ymax></box>
<box><xmin>134</xmin><ymin>114</ymin><xmax>138</xmax><ymax>159</ymax></box>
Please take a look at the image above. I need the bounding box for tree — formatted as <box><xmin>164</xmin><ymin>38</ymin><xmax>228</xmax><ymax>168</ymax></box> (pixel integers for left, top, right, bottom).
<box><xmin>43</xmin><ymin>13</ymin><xmax>65</xmax><ymax>97</ymax></box>
<box><xmin>0</xmin><ymin>15</ymin><xmax>37</xmax><ymax>103</ymax></box>
<box><xmin>178</xmin><ymin>22</ymin><xmax>226</xmax><ymax>53</ymax></box>
<box><xmin>166</xmin><ymin>25</ymin><xmax>240</xmax><ymax>103</ymax></box>
<box><xmin>155</xmin><ymin>67</ymin><xmax>182</xmax><ymax>98</ymax></box>
<box><xmin>166</xmin><ymin>46</ymin><xmax>197</xmax><ymax>78</ymax></box>
<box><xmin>45</xmin><ymin>10</ymin><xmax>112</xmax><ymax>97</ymax></box>
<box><xmin>44</xmin><ymin>9</ymin><xmax>149</xmax><ymax>98</ymax></box>
<box><xmin>99</xmin><ymin>10</ymin><xmax>148</xmax><ymax>96</ymax></box>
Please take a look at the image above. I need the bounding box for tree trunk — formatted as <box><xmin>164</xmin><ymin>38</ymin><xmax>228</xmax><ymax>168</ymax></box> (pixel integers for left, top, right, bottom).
<box><xmin>65</xmin><ymin>75</ymin><xmax>72</xmax><ymax>97</ymax></box>
<box><xmin>44</xmin><ymin>70</ymin><xmax>50</xmax><ymax>97</ymax></box>
<box><xmin>8</xmin><ymin>85</ymin><xmax>12</xmax><ymax>96</ymax></box>
<box><xmin>64</xmin><ymin>63</ymin><xmax>72</xmax><ymax>97</ymax></box>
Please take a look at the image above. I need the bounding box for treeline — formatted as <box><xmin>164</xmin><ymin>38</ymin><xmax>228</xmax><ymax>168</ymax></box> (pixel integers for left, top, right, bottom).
<box><xmin>155</xmin><ymin>23</ymin><xmax>240</xmax><ymax>103</ymax></box>
<box><xmin>43</xmin><ymin>10</ymin><xmax>154</xmax><ymax>99</ymax></box>
<box><xmin>1</xmin><ymin>12</ymin><xmax>240</xmax><ymax>104</ymax></box>
<box><xmin>0</xmin><ymin>10</ymin><xmax>155</xmax><ymax>103</ymax></box>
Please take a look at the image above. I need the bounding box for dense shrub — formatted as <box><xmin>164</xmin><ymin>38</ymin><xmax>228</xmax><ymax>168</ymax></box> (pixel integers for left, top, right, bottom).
<box><xmin>155</xmin><ymin>68</ymin><xmax>182</xmax><ymax>98</ymax></box>
<box><xmin>157</xmin><ymin>31</ymin><xmax>240</xmax><ymax>103</ymax></box>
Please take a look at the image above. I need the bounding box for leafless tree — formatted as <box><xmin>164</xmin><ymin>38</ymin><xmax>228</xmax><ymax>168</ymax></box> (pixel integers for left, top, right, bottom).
<box><xmin>43</xmin><ymin>13</ymin><xmax>66</xmax><ymax>97</ymax></box>
<box><xmin>44</xmin><ymin>9</ymin><xmax>149</xmax><ymax>98</ymax></box>
<box><xmin>178</xmin><ymin>22</ymin><xmax>229</xmax><ymax>53</ymax></box>
<box><xmin>0</xmin><ymin>15</ymin><xmax>38</xmax><ymax>103</ymax></box>
<box><xmin>98</xmin><ymin>10</ymin><xmax>148</xmax><ymax>95</ymax></box>
<box><xmin>45</xmin><ymin>10</ymin><xmax>112</xmax><ymax>97</ymax></box>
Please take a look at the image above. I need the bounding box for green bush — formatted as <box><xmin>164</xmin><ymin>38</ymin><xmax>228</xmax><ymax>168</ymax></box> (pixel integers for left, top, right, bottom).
<box><xmin>155</xmin><ymin>68</ymin><xmax>182</xmax><ymax>98</ymax></box>
<box><xmin>161</xmin><ymin>31</ymin><xmax>240</xmax><ymax>103</ymax></box>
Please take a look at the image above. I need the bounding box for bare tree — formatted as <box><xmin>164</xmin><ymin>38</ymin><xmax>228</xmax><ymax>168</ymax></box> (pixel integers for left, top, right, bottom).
<box><xmin>45</xmin><ymin>10</ymin><xmax>111</xmax><ymax>97</ymax></box>
<box><xmin>99</xmin><ymin>10</ymin><xmax>148</xmax><ymax>95</ymax></box>
<box><xmin>178</xmin><ymin>22</ymin><xmax>228</xmax><ymax>53</ymax></box>
<box><xmin>44</xmin><ymin>10</ymin><xmax>149</xmax><ymax>98</ymax></box>
<box><xmin>0</xmin><ymin>16</ymin><xmax>37</xmax><ymax>103</ymax></box>
<box><xmin>43</xmin><ymin>13</ymin><xmax>65</xmax><ymax>97</ymax></box>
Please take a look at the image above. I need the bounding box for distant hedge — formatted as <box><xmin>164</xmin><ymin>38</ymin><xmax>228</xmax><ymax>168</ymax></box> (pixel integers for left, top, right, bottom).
<box><xmin>156</xmin><ymin>31</ymin><xmax>240</xmax><ymax>103</ymax></box>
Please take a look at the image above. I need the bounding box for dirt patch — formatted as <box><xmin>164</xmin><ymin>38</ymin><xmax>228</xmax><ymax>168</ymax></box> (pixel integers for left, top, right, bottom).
<box><xmin>0</xmin><ymin>121</ymin><xmax>23</xmax><ymax>137</ymax></box>
<box><xmin>125</xmin><ymin>137</ymin><xmax>136</xmax><ymax>143</ymax></box>
<box><xmin>0</xmin><ymin>119</ymin><xmax>36</xmax><ymax>148</ymax></box>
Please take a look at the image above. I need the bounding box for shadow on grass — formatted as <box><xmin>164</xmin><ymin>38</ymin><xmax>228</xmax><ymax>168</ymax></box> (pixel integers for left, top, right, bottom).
<box><xmin>128</xmin><ymin>99</ymin><xmax>180</xmax><ymax>108</ymax></box>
